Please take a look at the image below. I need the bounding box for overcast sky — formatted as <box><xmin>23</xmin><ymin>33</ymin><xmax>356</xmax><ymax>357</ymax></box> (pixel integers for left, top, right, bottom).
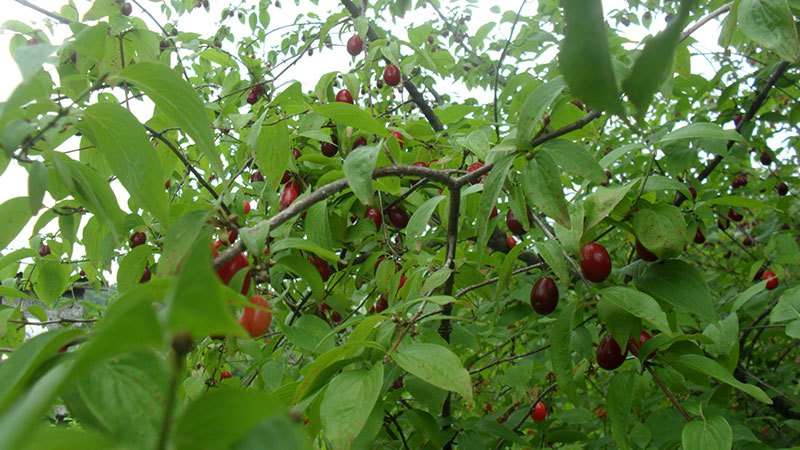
<box><xmin>0</xmin><ymin>0</ymin><xmax>723</xmax><ymax>260</ymax></box>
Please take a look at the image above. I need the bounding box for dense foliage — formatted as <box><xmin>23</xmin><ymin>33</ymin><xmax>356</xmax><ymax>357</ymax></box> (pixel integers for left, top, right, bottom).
<box><xmin>0</xmin><ymin>0</ymin><xmax>799</xmax><ymax>449</ymax></box>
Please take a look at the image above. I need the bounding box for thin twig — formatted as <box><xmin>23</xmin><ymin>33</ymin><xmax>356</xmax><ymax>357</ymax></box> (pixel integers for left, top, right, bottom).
<box><xmin>14</xmin><ymin>0</ymin><xmax>74</xmax><ymax>24</ymax></box>
<box><xmin>647</xmin><ymin>365</ymin><xmax>692</xmax><ymax>421</ymax></box>
<box><xmin>493</xmin><ymin>0</ymin><xmax>529</xmax><ymax>140</ymax></box>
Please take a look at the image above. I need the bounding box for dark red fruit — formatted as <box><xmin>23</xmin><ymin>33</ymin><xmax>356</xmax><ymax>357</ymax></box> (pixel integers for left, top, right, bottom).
<box><xmin>280</xmin><ymin>180</ymin><xmax>301</xmax><ymax>210</ymax></box>
<box><xmin>689</xmin><ymin>186</ymin><xmax>697</xmax><ymax>201</ymax></box>
<box><xmin>635</xmin><ymin>240</ymin><xmax>658</xmax><ymax>262</ymax></box>
<box><xmin>321</xmin><ymin>141</ymin><xmax>338</xmax><ymax>157</ymax></box>
<box><xmin>505</xmin><ymin>235</ymin><xmax>517</xmax><ymax>250</ymax></box>
<box><xmin>309</xmin><ymin>255</ymin><xmax>333</xmax><ymax>281</ymax></box>
<box><xmin>759</xmin><ymin>151</ymin><xmax>772</xmax><ymax>166</ymax></box>
<box><xmin>694</xmin><ymin>228</ymin><xmax>706</xmax><ymax>244</ymax></box>
<box><xmin>506</xmin><ymin>210</ymin><xmax>525</xmax><ymax>236</ymax></box>
<box><xmin>387</xmin><ymin>205</ymin><xmax>410</xmax><ymax>229</ymax></box>
<box><xmin>390</xmin><ymin>131</ymin><xmax>405</xmax><ymax>148</ymax></box>
<box><xmin>531</xmin><ymin>401</ymin><xmax>547</xmax><ymax>422</ymax></box>
<box><xmin>743</xmin><ymin>236</ymin><xmax>754</xmax><ymax>247</ymax></box>
<box><xmin>762</xmin><ymin>270</ymin><xmax>779</xmax><ymax>290</ymax></box>
<box><xmin>733</xmin><ymin>113</ymin><xmax>743</xmax><ymax>127</ymax></box>
<box><xmin>530</xmin><ymin>277</ymin><xmax>558</xmax><ymax>315</ymax></box>
<box><xmin>466</xmin><ymin>161</ymin><xmax>486</xmax><ymax>185</ymax></box>
<box><xmin>240</xmin><ymin>295</ymin><xmax>272</xmax><ymax>338</ymax></box>
<box><xmin>38</xmin><ymin>243</ymin><xmax>51</xmax><ymax>257</ymax></box>
<box><xmin>139</xmin><ymin>266</ymin><xmax>152</xmax><ymax>283</ymax></box>
<box><xmin>220</xmin><ymin>370</ymin><xmax>232</xmax><ymax>380</ymax></box>
<box><xmin>346</xmin><ymin>35</ymin><xmax>364</xmax><ymax>56</ymax></box>
<box><xmin>374</xmin><ymin>295</ymin><xmax>388</xmax><ymax>313</ymax></box>
<box><xmin>242</xmin><ymin>201</ymin><xmax>251</xmax><ymax>215</ymax></box>
<box><xmin>398</xmin><ymin>274</ymin><xmax>408</xmax><ymax>289</ymax></box>
<box><xmin>121</xmin><ymin>2</ymin><xmax>132</xmax><ymax>16</ymax></box>
<box><xmin>331</xmin><ymin>311</ymin><xmax>342</xmax><ymax>324</ymax></box>
<box><xmin>728</xmin><ymin>208</ymin><xmax>743</xmax><ymax>222</ymax></box>
<box><xmin>353</xmin><ymin>136</ymin><xmax>367</xmax><ymax>149</ymax></box>
<box><xmin>280</xmin><ymin>171</ymin><xmax>291</xmax><ymax>184</ymax></box>
<box><xmin>164</xmin><ymin>179</ymin><xmax>171</xmax><ymax>190</ymax></box>
<box><xmin>292</xmin><ymin>147</ymin><xmax>302</xmax><ymax>159</ymax></box>
<box><xmin>580</xmin><ymin>242</ymin><xmax>612</xmax><ymax>283</ymax></box>
<box><xmin>247</xmin><ymin>84</ymin><xmax>264</xmax><ymax>105</ymax></box>
<box><xmin>776</xmin><ymin>182</ymin><xmax>789</xmax><ymax>196</ymax></box>
<box><xmin>596</xmin><ymin>334</ymin><xmax>627</xmax><ymax>370</ymax></box>
<box><xmin>335</xmin><ymin>89</ymin><xmax>354</xmax><ymax>104</ymax></box>
<box><xmin>383</xmin><ymin>64</ymin><xmax>401</xmax><ymax>86</ymax></box>
<box><xmin>718</xmin><ymin>217</ymin><xmax>730</xmax><ymax>230</ymax></box>
<box><xmin>627</xmin><ymin>330</ymin><xmax>652</xmax><ymax>358</ymax></box>
<box><xmin>227</xmin><ymin>228</ymin><xmax>238</xmax><ymax>244</ymax></box>
<box><xmin>731</xmin><ymin>173</ymin><xmax>748</xmax><ymax>189</ymax></box>
<box><xmin>365</xmin><ymin>207</ymin><xmax>382</xmax><ymax>228</ymax></box>
<box><xmin>392</xmin><ymin>377</ymin><xmax>404</xmax><ymax>390</ymax></box>
<box><xmin>130</xmin><ymin>231</ymin><xmax>146</xmax><ymax>248</ymax></box>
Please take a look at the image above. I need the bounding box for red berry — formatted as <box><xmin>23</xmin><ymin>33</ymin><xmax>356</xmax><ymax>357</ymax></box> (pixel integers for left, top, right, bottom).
<box><xmin>399</xmin><ymin>275</ymin><xmax>408</xmax><ymax>289</ymax></box>
<box><xmin>531</xmin><ymin>401</ymin><xmax>547</xmax><ymax>422</ymax></box>
<box><xmin>292</xmin><ymin>147</ymin><xmax>302</xmax><ymax>159</ymax></box>
<box><xmin>346</xmin><ymin>35</ymin><xmax>364</xmax><ymax>56</ymax></box>
<box><xmin>635</xmin><ymin>240</ymin><xmax>658</xmax><ymax>262</ymax></box>
<box><xmin>762</xmin><ymin>270</ymin><xmax>779</xmax><ymax>290</ymax></box>
<box><xmin>580</xmin><ymin>242</ymin><xmax>612</xmax><ymax>283</ymax></box>
<box><xmin>731</xmin><ymin>173</ymin><xmax>748</xmax><ymax>189</ymax></box>
<box><xmin>374</xmin><ymin>295</ymin><xmax>388</xmax><ymax>313</ymax></box>
<box><xmin>121</xmin><ymin>2</ymin><xmax>132</xmax><ymax>16</ymax></box>
<box><xmin>130</xmin><ymin>231</ymin><xmax>147</xmax><ymax>248</ymax></box>
<box><xmin>694</xmin><ymin>228</ymin><xmax>706</xmax><ymax>244</ymax></box>
<box><xmin>383</xmin><ymin>64</ymin><xmax>401</xmax><ymax>86</ymax></box>
<box><xmin>331</xmin><ymin>311</ymin><xmax>342</xmax><ymax>324</ymax></box>
<box><xmin>335</xmin><ymin>89</ymin><xmax>354</xmax><ymax>104</ymax></box>
<box><xmin>280</xmin><ymin>171</ymin><xmax>291</xmax><ymax>184</ymax></box>
<box><xmin>247</xmin><ymin>85</ymin><xmax>264</xmax><ymax>105</ymax></box>
<box><xmin>309</xmin><ymin>256</ymin><xmax>333</xmax><ymax>281</ymax></box>
<box><xmin>688</xmin><ymin>186</ymin><xmax>697</xmax><ymax>200</ymax></box>
<box><xmin>627</xmin><ymin>330</ymin><xmax>652</xmax><ymax>358</ymax></box>
<box><xmin>321</xmin><ymin>141</ymin><xmax>338</xmax><ymax>157</ymax></box>
<box><xmin>387</xmin><ymin>205</ymin><xmax>410</xmax><ymax>229</ymax></box>
<box><xmin>759</xmin><ymin>151</ymin><xmax>772</xmax><ymax>166</ymax></box>
<box><xmin>164</xmin><ymin>179</ymin><xmax>172</xmax><ymax>190</ymax></box>
<box><xmin>390</xmin><ymin>131</ymin><xmax>405</xmax><ymax>148</ymax></box>
<box><xmin>776</xmin><ymin>182</ymin><xmax>789</xmax><ymax>196</ymax></box>
<box><xmin>733</xmin><ymin>113</ymin><xmax>743</xmax><ymax>127</ymax></box>
<box><xmin>506</xmin><ymin>210</ymin><xmax>525</xmax><ymax>236</ymax></box>
<box><xmin>466</xmin><ymin>161</ymin><xmax>486</xmax><ymax>185</ymax></box>
<box><xmin>280</xmin><ymin>180</ymin><xmax>301</xmax><ymax>210</ymax></box>
<box><xmin>365</xmin><ymin>207</ymin><xmax>382</xmax><ymax>228</ymax></box>
<box><xmin>484</xmin><ymin>403</ymin><xmax>493</xmax><ymax>413</ymax></box>
<box><xmin>242</xmin><ymin>201</ymin><xmax>251</xmax><ymax>215</ymax></box>
<box><xmin>392</xmin><ymin>377</ymin><xmax>404</xmax><ymax>390</ymax></box>
<box><xmin>38</xmin><ymin>243</ymin><xmax>51</xmax><ymax>257</ymax></box>
<box><xmin>718</xmin><ymin>217</ymin><xmax>730</xmax><ymax>230</ymax></box>
<box><xmin>227</xmin><ymin>228</ymin><xmax>238</xmax><ymax>244</ymax></box>
<box><xmin>743</xmin><ymin>236</ymin><xmax>754</xmax><ymax>247</ymax></box>
<box><xmin>728</xmin><ymin>208</ymin><xmax>743</xmax><ymax>222</ymax></box>
<box><xmin>240</xmin><ymin>295</ymin><xmax>272</xmax><ymax>338</ymax></box>
<box><xmin>353</xmin><ymin>137</ymin><xmax>367</xmax><ymax>149</ymax></box>
<box><xmin>251</xmin><ymin>170</ymin><xmax>265</xmax><ymax>182</ymax></box>
<box><xmin>490</xmin><ymin>206</ymin><xmax>498</xmax><ymax>218</ymax></box>
<box><xmin>530</xmin><ymin>277</ymin><xmax>558</xmax><ymax>315</ymax></box>
<box><xmin>139</xmin><ymin>266</ymin><xmax>152</xmax><ymax>283</ymax></box>
<box><xmin>505</xmin><ymin>235</ymin><xmax>517</xmax><ymax>250</ymax></box>
<box><xmin>220</xmin><ymin>370</ymin><xmax>233</xmax><ymax>380</ymax></box>
<box><xmin>596</xmin><ymin>334</ymin><xmax>627</xmax><ymax>370</ymax></box>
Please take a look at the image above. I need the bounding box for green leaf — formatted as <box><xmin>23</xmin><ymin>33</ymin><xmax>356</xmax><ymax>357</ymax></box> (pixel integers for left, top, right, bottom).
<box><xmin>538</xmin><ymin>240</ymin><xmax>570</xmax><ymax>286</ymax></box>
<box><xmin>631</xmin><ymin>203</ymin><xmax>688</xmax><ymax>259</ymax></box>
<box><xmin>280</xmin><ymin>314</ymin><xmax>334</xmax><ymax>354</ymax></box>
<box><xmin>583</xmin><ymin>181</ymin><xmax>636</xmax><ymax>230</ymax></box>
<box><xmin>541</xmin><ymin>140</ymin><xmax>606</xmax><ymax>184</ymax></box>
<box><xmin>320</xmin><ymin>363</ymin><xmax>384</xmax><ymax>449</ymax></box>
<box><xmin>0</xmin><ymin>286</ymin><xmax>34</xmax><ymax>300</ymax></box>
<box><xmin>313</xmin><ymin>103</ymin><xmax>387</xmax><ymax>136</ymax></box>
<box><xmin>270</xmin><ymin>237</ymin><xmax>338</xmax><ymax>262</ymax></box>
<box><xmin>523</xmin><ymin>152</ymin><xmax>570</xmax><ymax>227</ymax></box>
<box><xmin>668</xmin><ymin>354</ymin><xmax>771</xmax><ymax>403</ymax></box>
<box><xmin>600</xmin><ymin>287</ymin><xmax>672</xmax><ymax>334</ymax></box>
<box><xmin>622</xmin><ymin>0</ymin><xmax>692</xmax><ymax>114</ymax></box>
<box><xmin>682</xmin><ymin>415</ymin><xmax>733</xmax><ymax>450</ymax></box>
<box><xmin>26</xmin><ymin>162</ymin><xmax>47</xmax><ymax>214</ymax></box>
<box><xmin>637</xmin><ymin>260</ymin><xmax>716</xmax><ymax>322</ymax></box>
<box><xmin>255</xmin><ymin>120</ymin><xmax>292</xmax><ymax>191</ymax></box>
<box><xmin>31</xmin><ymin>259</ymin><xmax>71</xmax><ymax>305</ymax></box>
<box><xmin>642</xmin><ymin>175</ymin><xmax>693</xmax><ymax>202</ymax></box>
<box><xmin>495</xmin><ymin>242</ymin><xmax>526</xmax><ymax>296</ymax></box>
<box><xmin>770</xmin><ymin>286</ymin><xmax>800</xmax><ymax>322</ymax></box>
<box><xmin>476</xmin><ymin>154</ymin><xmax>514</xmax><ymax>261</ymax></box>
<box><xmin>406</xmin><ymin>195</ymin><xmax>446</xmax><ymax>244</ymax></box>
<box><xmin>393</xmin><ymin>343</ymin><xmax>472</xmax><ymax>403</ymax></box>
<box><xmin>276</xmin><ymin>254</ymin><xmax>324</xmax><ymax>301</ymax></box>
<box><xmin>607</xmin><ymin>372</ymin><xmax>634</xmax><ymax>450</ymax></box>
<box><xmin>343</xmin><ymin>145</ymin><xmax>379</xmax><ymax>205</ymax></box>
<box><xmin>738</xmin><ymin>0</ymin><xmax>800</xmax><ymax>62</ymax></box>
<box><xmin>293</xmin><ymin>343</ymin><xmax>367</xmax><ymax>402</ymax></box>
<box><xmin>0</xmin><ymin>197</ymin><xmax>31</xmax><ymax>250</ymax></box>
<box><xmin>701</xmin><ymin>195</ymin><xmax>767</xmax><ymax>209</ymax></box>
<box><xmin>517</xmin><ymin>77</ymin><xmax>566</xmax><ymax>149</ymax></box>
<box><xmin>164</xmin><ymin>236</ymin><xmax>244</xmax><ymax>339</ymax></box>
<box><xmin>117</xmin><ymin>246</ymin><xmax>151</xmax><ymax>293</ymax></box>
<box><xmin>731</xmin><ymin>282</ymin><xmax>766</xmax><ymax>312</ymax></box>
<box><xmin>550</xmin><ymin>301</ymin><xmax>577</xmax><ymax>402</ymax></box>
<box><xmin>174</xmin><ymin>389</ymin><xmax>288</xmax><ymax>450</ymax></box>
<box><xmin>20</xmin><ymin>426</ymin><xmax>123</xmax><ymax>450</ymax></box>
<box><xmin>559</xmin><ymin>0</ymin><xmax>623</xmax><ymax>114</ymax></box>
<box><xmin>80</xmin><ymin>102</ymin><xmax>169</xmax><ymax>224</ymax></box>
<box><xmin>199</xmin><ymin>48</ymin><xmax>236</xmax><ymax>67</ymax></box>
<box><xmin>659</xmin><ymin>123</ymin><xmax>746</xmax><ymax>143</ymax></box>
<box><xmin>306</xmin><ymin>200</ymin><xmax>333</xmax><ymax>250</ymax></box>
<box><xmin>702</xmin><ymin>313</ymin><xmax>739</xmax><ymax>358</ymax></box>
<box><xmin>116</xmin><ymin>62</ymin><xmax>220</xmax><ymax>175</ymax></box>
<box><xmin>159</xmin><ymin>210</ymin><xmax>210</xmax><ymax>276</ymax></box>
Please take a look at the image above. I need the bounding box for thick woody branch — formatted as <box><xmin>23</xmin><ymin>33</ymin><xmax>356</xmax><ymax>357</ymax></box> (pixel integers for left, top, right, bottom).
<box><xmin>340</xmin><ymin>0</ymin><xmax>444</xmax><ymax>132</ymax></box>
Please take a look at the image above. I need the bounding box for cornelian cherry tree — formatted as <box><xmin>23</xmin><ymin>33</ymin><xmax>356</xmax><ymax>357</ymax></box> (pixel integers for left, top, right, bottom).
<box><xmin>0</xmin><ymin>0</ymin><xmax>799</xmax><ymax>449</ymax></box>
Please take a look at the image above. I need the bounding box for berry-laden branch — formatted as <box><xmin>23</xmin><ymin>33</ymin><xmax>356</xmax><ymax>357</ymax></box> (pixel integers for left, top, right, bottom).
<box><xmin>339</xmin><ymin>0</ymin><xmax>445</xmax><ymax>132</ymax></box>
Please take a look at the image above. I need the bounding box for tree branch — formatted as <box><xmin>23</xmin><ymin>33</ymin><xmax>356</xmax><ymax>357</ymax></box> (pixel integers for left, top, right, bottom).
<box><xmin>493</xmin><ymin>0</ymin><xmax>529</xmax><ymax>140</ymax></box>
<box><xmin>680</xmin><ymin>3</ymin><xmax>732</xmax><ymax>43</ymax></box>
<box><xmin>647</xmin><ymin>365</ymin><xmax>692</xmax><ymax>422</ymax></box>
<box><xmin>14</xmin><ymin>0</ymin><xmax>74</xmax><ymax>24</ymax></box>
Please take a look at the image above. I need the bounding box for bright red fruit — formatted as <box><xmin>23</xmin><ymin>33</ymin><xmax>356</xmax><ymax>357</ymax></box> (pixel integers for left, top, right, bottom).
<box><xmin>383</xmin><ymin>64</ymin><xmax>401</xmax><ymax>86</ymax></box>
<box><xmin>346</xmin><ymin>35</ymin><xmax>364</xmax><ymax>56</ymax></box>
<box><xmin>762</xmin><ymin>270</ymin><xmax>779</xmax><ymax>290</ymax></box>
<box><xmin>353</xmin><ymin>137</ymin><xmax>367</xmax><ymax>149</ymax></box>
<box><xmin>242</xmin><ymin>201</ymin><xmax>251</xmax><ymax>215</ymax></box>
<box><xmin>635</xmin><ymin>240</ymin><xmax>657</xmax><ymax>262</ymax></box>
<box><xmin>506</xmin><ymin>210</ymin><xmax>525</xmax><ymax>236</ymax></box>
<box><xmin>531</xmin><ymin>277</ymin><xmax>558</xmax><ymax>315</ymax></box>
<box><xmin>580</xmin><ymin>242</ymin><xmax>612</xmax><ymax>283</ymax></box>
<box><xmin>280</xmin><ymin>180</ymin><xmax>301</xmax><ymax>210</ymax></box>
<box><xmin>531</xmin><ymin>401</ymin><xmax>547</xmax><ymax>422</ymax></box>
<box><xmin>309</xmin><ymin>256</ymin><xmax>333</xmax><ymax>281</ymax></box>
<box><xmin>220</xmin><ymin>370</ymin><xmax>232</xmax><ymax>380</ymax></box>
<box><xmin>240</xmin><ymin>295</ymin><xmax>272</xmax><ymax>338</ymax></box>
<box><xmin>331</xmin><ymin>311</ymin><xmax>342</xmax><ymax>324</ymax></box>
<box><xmin>505</xmin><ymin>235</ymin><xmax>517</xmax><ymax>250</ymax></box>
<box><xmin>627</xmin><ymin>330</ymin><xmax>652</xmax><ymax>358</ymax></box>
<box><xmin>391</xmin><ymin>131</ymin><xmax>405</xmax><ymax>148</ymax></box>
<box><xmin>335</xmin><ymin>89</ymin><xmax>354</xmax><ymax>104</ymax></box>
<box><xmin>387</xmin><ymin>205</ymin><xmax>410</xmax><ymax>229</ymax></box>
<box><xmin>596</xmin><ymin>335</ymin><xmax>627</xmax><ymax>370</ymax></box>
<box><xmin>399</xmin><ymin>275</ymin><xmax>408</xmax><ymax>289</ymax></box>
<box><xmin>466</xmin><ymin>161</ymin><xmax>486</xmax><ymax>184</ymax></box>
<box><xmin>130</xmin><ymin>231</ymin><xmax>146</xmax><ymax>248</ymax></box>
<box><xmin>227</xmin><ymin>228</ymin><xmax>238</xmax><ymax>244</ymax></box>
<box><xmin>365</xmin><ymin>207</ymin><xmax>382</xmax><ymax>228</ymax></box>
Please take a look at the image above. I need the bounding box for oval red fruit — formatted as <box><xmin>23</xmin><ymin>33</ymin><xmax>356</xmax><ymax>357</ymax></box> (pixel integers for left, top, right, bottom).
<box><xmin>335</xmin><ymin>89</ymin><xmax>354</xmax><ymax>104</ymax></box>
<box><xmin>580</xmin><ymin>242</ymin><xmax>612</xmax><ymax>283</ymax></box>
<box><xmin>346</xmin><ymin>34</ymin><xmax>364</xmax><ymax>56</ymax></box>
<box><xmin>467</xmin><ymin>161</ymin><xmax>486</xmax><ymax>184</ymax></box>
<box><xmin>220</xmin><ymin>370</ymin><xmax>233</xmax><ymax>380</ymax></box>
<box><xmin>309</xmin><ymin>255</ymin><xmax>333</xmax><ymax>281</ymax></box>
<box><xmin>130</xmin><ymin>231</ymin><xmax>146</xmax><ymax>248</ymax></box>
<box><xmin>387</xmin><ymin>205</ymin><xmax>410</xmax><ymax>229</ymax></box>
<box><xmin>635</xmin><ymin>240</ymin><xmax>657</xmax><ymax>262</ymax></box>
<box><xmin>505</xmin><ymin>235</ymin><xmax>517</xmax><ymax>250</ymax></box>
<box><xmin>627</xmin><ymin>330</ymin><xmax>652</xmax><ymax>358</ymax></box>
<box><xmin>762</xmin><ymin>270</ymin><xmax>779</xmax><ymax>290</ymax></box>
<box><xmin>531</xmin><ymin>277</ymin><xmax>558</xmax><ymax>315</ymax></box>
<box><xmin>531</xmin><ymin>401</ymin><xmax>547</xmax><ymax>422</ymax></box>
<box><xmin>383</xmin><ymin>64</ymin><xmax>401</xmax><ymax>86</ymax></box>
<box><xmin>374</xmin><ymin>295</ymin><xmax>388</xmax><ymax>313</ymax></box>
<box><xmin>596</xmin><ymin>334</ymin><xmax>627</xmax><ymax>370</ymax></box>
<box><xmin>242</xmin><ymin>201</ymin><xmax>251</xmax><ymax>215</ymax></box>
<box><xmin>280</xmin><ymin>180</ymin><xmax>301</xmax><ymax>210</ymax></box>
<box><xmin>321</xmin><ymin>141</ymin><xmax>338</xmax><ymax>157</ymax></box>
<box><xmin>506</xmin><ymin>210</ymin><xmax>525</xmax><ymax>236</ymax></box>
<box><xmin>240</xmin><ymin>295</ymin><xmax>272</xmax><ymax>338</ymax></box>
<box><xmin>365</xmin><ymin>207</ymin><xmax>382</xmax><ymax>228</ymax></box>
<box><xmin>390</xmin><ymin>130</ymin><xmax>405</xmax><ymax>148</ymax></box>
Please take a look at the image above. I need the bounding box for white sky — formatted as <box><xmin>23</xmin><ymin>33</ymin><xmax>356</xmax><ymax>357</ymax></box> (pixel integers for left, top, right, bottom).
<box><xmin>0</xmin><ymin>0</ymin><xmax>724</xmax><ymax>261</ymax></box>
